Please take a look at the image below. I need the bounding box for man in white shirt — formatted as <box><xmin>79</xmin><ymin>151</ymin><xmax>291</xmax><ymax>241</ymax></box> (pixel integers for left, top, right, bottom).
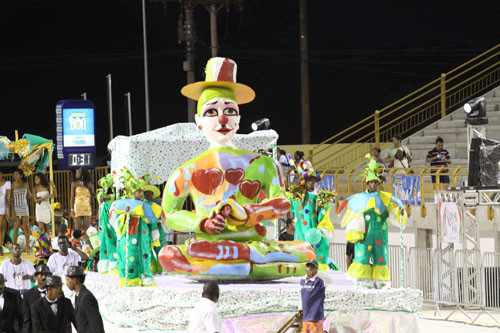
<box><xmin>0</xmin><ymin>243</ymin><xmax>35</xmax><ymax>295</ymax></box>
<box><xmin>47</xmin><ymin>236</ymin><xmax>88</xmax><ymax>274</ymax></box>
<box><xmin>187</xmin><ymin>281</ymin><xmax>222</xmax><ymax>333</ymax></box>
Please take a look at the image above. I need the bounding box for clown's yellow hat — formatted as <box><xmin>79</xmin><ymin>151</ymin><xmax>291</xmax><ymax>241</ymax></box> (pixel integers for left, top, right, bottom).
<box><xmin>181</xmin><ymin>57</ymin><xmax>255</xmax><ymax>105</ymax></box>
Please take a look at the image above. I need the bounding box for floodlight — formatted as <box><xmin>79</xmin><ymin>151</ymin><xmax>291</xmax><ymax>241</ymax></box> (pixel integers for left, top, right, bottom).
<box><xmin>464</xmin><ymin>97</ymin><xmax>488</xmax><ymax>125</ymax></box>
<box><xmin>251</xmin><ymin>118</ymin><xmax>270</xmax><ymax>131</ymax></box>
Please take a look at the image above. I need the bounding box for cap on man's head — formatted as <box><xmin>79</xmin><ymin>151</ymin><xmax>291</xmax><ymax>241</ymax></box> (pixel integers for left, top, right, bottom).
<box><xmin>305</xmin><ymin>260</ymin><xmax>319</xmax><ymax>269</ymax></box>
<box><xmin>44</xmin><ymin>275</ymin><xmax>63</xmax><ymax>287</ymax></box>
<box><xmin>66</xmin><ymin>265</ymin><xmax>85</xmax><ymax>277</ymax></box>
<box><xmin>34</xmin><ymin>265</ymin><xmax>51</xmax><ymax>276</ymax></box>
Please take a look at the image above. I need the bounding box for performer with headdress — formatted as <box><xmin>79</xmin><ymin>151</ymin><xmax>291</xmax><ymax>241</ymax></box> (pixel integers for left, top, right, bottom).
<box><xmin>159</xmin><ymin>57</ymin><xmax>315</xmax><ymax>279</ymax></box>
<box><xmin>288</xmin><ymin>160</ymin><xmax>337</xmax><ymax>272</ymax></box>
<box><xmin>337</xmin><ymin>154</ymin><xmax>406</xmax><ymax>288</ymax></box>
<box><xmin>96</xmin><ymin>173</ymin><xmax>118</xmax><ymax>274</ymax></box>
<box><xmin>112</xmin><ymin>169</ymin><xmax>161</xmax><ymax>286</ymax></box>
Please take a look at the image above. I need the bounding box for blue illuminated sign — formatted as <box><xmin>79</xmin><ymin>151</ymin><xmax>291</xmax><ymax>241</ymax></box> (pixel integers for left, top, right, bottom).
<box><xmin>63</xmin><ymin>108</ymin><xmax>95</xmax><ymax>147</ymax></box>
<box><xmin>56</xmin><ymin>100</ymin><xmax>96</xmax><ymax>170</ymax></box>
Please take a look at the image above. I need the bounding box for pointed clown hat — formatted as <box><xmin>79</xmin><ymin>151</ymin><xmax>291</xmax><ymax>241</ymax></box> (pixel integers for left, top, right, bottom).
<box><xmin>297</xmin><ymin>160</ymin><xmax>322</xmax><ymax>186</ymax></box>
<box><xmin>181</xmin><ymin>57</ymin><xmax>256</xmax><ymax>115</ymax></box>
<box><xmin>359</xmin><ymin>153</ymin><xmax>385</xmax><ymax>183</ymax></box>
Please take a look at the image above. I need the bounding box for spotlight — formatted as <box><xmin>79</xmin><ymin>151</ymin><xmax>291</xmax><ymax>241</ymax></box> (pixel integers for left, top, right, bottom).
<box><xmin>464</xmin><ymin>97</ymin><xmax>488</xmax><ymax>125</ymax></box>
<box><xmin>251</xmin><ymin>118</ymin><xmax>270</xmax><ymax>131</ymax></box>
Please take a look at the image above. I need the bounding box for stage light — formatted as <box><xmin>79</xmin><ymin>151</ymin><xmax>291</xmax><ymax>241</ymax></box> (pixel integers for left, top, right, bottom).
<box><xmin>464</xmin><ymin>97</ymin><xmax>488</xmax><ymax>125</ymax></box>
<box><xmin>251</xmin><ymin>118</ymin><xmax>270</xmax><ymax>131</ymax></box>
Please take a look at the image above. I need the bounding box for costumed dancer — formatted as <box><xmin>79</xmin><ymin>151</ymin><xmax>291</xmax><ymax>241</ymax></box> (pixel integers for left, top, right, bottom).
<box><xmin>96</xmin><ymin>174</ymin><xmax>118</xmax><ymax>274</ymax></box>
<box><xmin>337</xmin><ymin>154</ymin><xmax>406</xmax><ymax>288</ymax></box>
<box><xmin>142</xmin><ymin>175</ymin><xmax>166</xmax><ymax>273</ymax></box>
<box><xmin>159</xmin><ymin>57</ymin><xmax>315</xmax><ymax>279</ymax></box>
<box><xmin>289</xmin><ymin>160</ymin><xmax>338</xmax><ymax>271</ymax></box>
<box><xmin>112</xmin><ymin>169</ymin><xmax>161</xmax><ymax>287</ymax></box>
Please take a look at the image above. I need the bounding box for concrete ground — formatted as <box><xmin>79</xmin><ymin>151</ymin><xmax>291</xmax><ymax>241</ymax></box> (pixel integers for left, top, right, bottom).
<box><xmin>418</xmin><ymin>301</ymin><xmax>500</xmax><ymax>332</ymax></box>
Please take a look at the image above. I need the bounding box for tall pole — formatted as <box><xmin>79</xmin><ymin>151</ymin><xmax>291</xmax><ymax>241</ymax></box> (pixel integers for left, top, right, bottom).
<box><xmin>106</xmin><ymin>74</ymin><xmax>114</xmax><ymax>140</ymax></box>
<box><xmin>299</xmin><ymin>0</ymin><xmax>310</xmax><ymax>144</ymax></box>
<box><xmin>125</xmin><ymin>92</ymin><xmax>133</xmax><ymax>136</ymax></box>
<box><xmin>184</xmin><ymin>3</ymin><xmax>196</xmax><ymax>121</ymax></box>
<box><xmin>210</xmin><ymin>4</ymin><xmax>218</xmax><ymax>57</ymax></box>
<box><xmin>142</xmin><ymin>0</ymin><xmax>151</xmax><ymax>131</ymax></box>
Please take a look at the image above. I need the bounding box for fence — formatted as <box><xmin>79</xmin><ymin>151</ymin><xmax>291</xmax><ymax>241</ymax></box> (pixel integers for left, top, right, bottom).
<box><xmin>330</xmin><ymin>243</ymin><xmax>500</xmax><ymax>312</ymax></box>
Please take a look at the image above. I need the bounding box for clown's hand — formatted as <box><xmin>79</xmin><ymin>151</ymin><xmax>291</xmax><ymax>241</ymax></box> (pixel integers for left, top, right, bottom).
<box><xmin>201</xmin><ymin>205</ymin><xmax>231</xmax><ymax>235</ymax></box>
<box><xmin>210</xmin><ymin>199</ymin><xmax>248</xmax><ymax>225</ymax></box>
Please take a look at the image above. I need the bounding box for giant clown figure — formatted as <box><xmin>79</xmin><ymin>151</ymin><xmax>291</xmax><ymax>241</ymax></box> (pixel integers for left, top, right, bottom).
<box><xmin>158</xmin><ymin>57</ymin><xmax>315</xmax><ymax>279</ymax></box>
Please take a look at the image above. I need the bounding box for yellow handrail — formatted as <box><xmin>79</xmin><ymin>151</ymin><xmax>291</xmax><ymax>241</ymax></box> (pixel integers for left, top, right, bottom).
<box><xmin>311</xmin><ymin>43</ymin><xmax>500</xmax><ymax>168</ymax></box>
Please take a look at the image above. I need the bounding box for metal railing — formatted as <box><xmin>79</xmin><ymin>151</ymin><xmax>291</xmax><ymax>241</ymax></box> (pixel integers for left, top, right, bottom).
<box><xmin>408</xmin><ymin>247</ymin><xmax>434</xmax><ymax>300</ymax></box>
<box><xmin>309</xmin><ymin>43</ymin><xmax>500</xmax><ymax>169</ymax></box>
<box><xmin>286</xmin><ymin>165</ymin><xmax>469</xmax><ymax>218</ymax></box>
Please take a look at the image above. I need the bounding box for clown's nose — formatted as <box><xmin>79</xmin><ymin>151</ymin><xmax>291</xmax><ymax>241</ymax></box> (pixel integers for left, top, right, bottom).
<box><xmin>218</xmin><ymin>114</ymin><xmax>229</xmax><ymax>125</ymax></box>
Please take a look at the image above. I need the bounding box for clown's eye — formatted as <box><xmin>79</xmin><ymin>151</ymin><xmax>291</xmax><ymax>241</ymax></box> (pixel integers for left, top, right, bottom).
<box><xmin>223</xmin><ymin>108</ymin><xmax>238</xmax><ymax>116</ymax></box>
<box><xmin>203</xmin><ymin>109</ymin><xmax>218</xmax><ymax>117</ymax></box>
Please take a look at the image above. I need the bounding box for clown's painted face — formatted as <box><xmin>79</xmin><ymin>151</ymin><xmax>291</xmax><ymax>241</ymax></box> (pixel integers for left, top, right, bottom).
<box><xmin>195</xmin><ymin>97</ymin><xmax>240</xmax><ymax>146</ymax></box>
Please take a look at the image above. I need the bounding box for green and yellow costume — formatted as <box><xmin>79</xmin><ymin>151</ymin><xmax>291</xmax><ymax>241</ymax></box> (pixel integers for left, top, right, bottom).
<box><xmin>112</xmin><ymin>169</ymin><xmax>162</xmax><ymax>287</ymax></box>
<box><xmin>288</xmin><ymin>160</ymin><xmax>337</xmax><ymax>272</ymax></box>
<box><xmin>97</xmin><ymin>174</ymin><xmax>118</xmax><ymax>274</ymax></box>
<box><xmin>337</xmin><ymin>155</ymin><xmax>406</xmax><ymax>288</ymax></box>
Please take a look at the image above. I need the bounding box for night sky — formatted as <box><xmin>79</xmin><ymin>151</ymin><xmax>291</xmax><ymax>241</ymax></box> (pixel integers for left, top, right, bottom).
<box><xmin>1</xmin><ymin>0</ymin><xmax>499</xmax><ymax>166</ymax></box>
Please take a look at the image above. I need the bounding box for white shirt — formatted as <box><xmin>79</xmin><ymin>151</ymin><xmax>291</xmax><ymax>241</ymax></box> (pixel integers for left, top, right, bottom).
<box><xmin>47</xmin><ymin>249</ymin><xmax>81</xmax><ymax>273</ymax></box>
<box><xmin>46</xmin><ymin>296</ymin><xmax>58</xmax><ymax>315</ymax></box>
<box><xmin>0</xmin><ymin>294</ymin><xmax>4</xmax><ymax>310</ymax></box>
<box><xmin>187</xmin><ymin>297</ymin><xmax>222</xmax><ymax>333</ymax></box>
<box><xmin>0</xmin><ymin>259</ymin><xmax>35</xmax><ymax>290</ymax></box>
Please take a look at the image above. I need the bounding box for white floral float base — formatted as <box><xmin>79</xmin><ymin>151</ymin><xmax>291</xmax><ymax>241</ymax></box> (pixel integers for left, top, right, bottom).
<box><xmin>83</xmin><ymin>271</ymin><xmax>422</xmax><ymax>331</ymax></box>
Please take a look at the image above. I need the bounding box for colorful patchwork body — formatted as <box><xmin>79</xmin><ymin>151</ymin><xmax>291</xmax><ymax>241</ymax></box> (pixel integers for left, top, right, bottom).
<box><xmin>338</xmin><ymin>191</ymin><xmax>406</xmax><ymax>288</ymax></box>
<box><xmin>97</xmin><ymin>200</ymin><xmax>118</xmax><ymax>274</ymax></box>
<box><xmin>290</xmin><ymin>191</ymin><xmax>335</xmax><ymax>271</ymax></box>
<box><xmin>113</xmin><ymin>199</ymin><xmax>161</xmax><ymax>286</ymax></box>
<box><xmin>159</xmin><ymin>147</ymin><xmax>314</xmax><ymax>279</ymax></box>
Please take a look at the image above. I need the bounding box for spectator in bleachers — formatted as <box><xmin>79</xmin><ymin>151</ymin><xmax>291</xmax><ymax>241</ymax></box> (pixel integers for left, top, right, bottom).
<box><xmin>372</xmin><ymin>147</ymin><xmax>385</xmax><ymax>166</ymax></box>
<box><xmin>384</xmin><ymin>134</ymin><xmax>412</xmax><ymax>166</ymax></box>
<box><xmin>0</xmin><ymin>244</ymin><xmax>35</xmax><ymax>296</ymax></box>
<box><xmin>393</xmin><ymin>147</ymin><xmax>411</xmax><ymax>173</ymax></box>
<box><xmin>426</xmin><ymin>136</ymin><xmax>451</xmax><ymax>184</ymax></box>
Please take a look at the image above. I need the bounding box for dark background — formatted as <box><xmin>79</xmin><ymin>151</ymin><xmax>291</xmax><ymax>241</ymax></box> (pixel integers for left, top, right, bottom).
<box><xmin>1</xmin><ymin>0</ymin><xmax>499</xmax><ymax>166</ymax></box>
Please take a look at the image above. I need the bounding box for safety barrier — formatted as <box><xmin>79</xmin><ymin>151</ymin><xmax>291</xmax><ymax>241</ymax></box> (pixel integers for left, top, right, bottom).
<box><xmin>329</xmin><ymin>243</ymin><xmax>347</xmax><ymax>272</ymax></box>
<box><xmin>388</xmin><ymin>245</ymin><xmax>407</xmax><ymax>288</ymax></box>
<box><xmin>329</xmin><ymin>243</ymin><xmax>500</xmax><ymax>312</ymax></box>
<box><xmin>483</xmin><ymin>252</ymin><xmax>500</xmax><ymax>308</ymax></box>
<box><xmin>456</xmin><ymin>249</ymin><xmax>483</xmax><ymax>307</ymax></box>
<box><xmin>407</xmin><ymin>247</ymin><xmax>434</xmax><ymax>300</ymax></box>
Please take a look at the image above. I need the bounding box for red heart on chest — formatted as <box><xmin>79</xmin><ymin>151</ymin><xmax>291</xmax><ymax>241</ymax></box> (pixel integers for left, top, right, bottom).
<box><xmin>192</xmin><ymin>168</ymin><xmax>224</xmax><ymax>195</ymax></box>
<box><xmin>225</xmin><ymin>168</ymin><xmax>245</xmax><ymax>185</ymax></box>
<box><xmin>239</xmin><ymin>180</ymin><xmax>261</xmax><ymax>199</ymax></box>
